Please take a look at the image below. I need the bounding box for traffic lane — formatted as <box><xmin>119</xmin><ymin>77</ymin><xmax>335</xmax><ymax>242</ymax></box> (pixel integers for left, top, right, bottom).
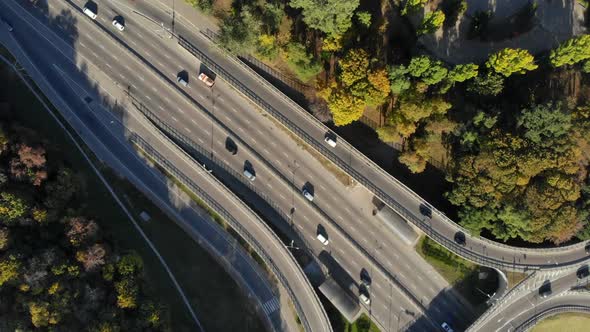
<box><xmin>3</xmin><ymin>3</ymin><xmax>320</xmax><ymax>330</ymax></box>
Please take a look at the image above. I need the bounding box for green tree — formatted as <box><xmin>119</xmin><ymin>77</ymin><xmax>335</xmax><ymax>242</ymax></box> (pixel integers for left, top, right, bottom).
<box><xmin>448</xmin><ymin>63</ymin><xmax>479</xmax><ymax>82</ymax></box>
<box><xmin>486</xmin><ymin>48</ymin><xmax>538</xmax><ymax>77</ymax></box>
<box><xmin>289</xmin><ymin>0</ymin><xmax>360</xmax><ymax>37</ymax></box>
<box><xmin>115</xmin><ymin>278</ymin><xmax>139</xmax><ymax>309</ymax></box>
<box><xmin>467</xmin><ymin>72</ymin><xmax>504</xmax><ymax>96</ymax></box>
<box><xmin>407</xmin><ymin>56</ymin><xmax>432</xmax><ymax>78</ymax></box>
<box><xmin>550</xmin><ymin>34</ymin><xmax>590</xmax><ymax>68</ymax></box>
<box><xmin>421</xmin><ymin>62</ymin><xmax>448</xmax><ymax>85</ymax></box>
<box><xmin>517</xmin><ymin>103</ymin><xmax>572</xmax><ymax>145</ymax></box>
<box><xmin>256</xmin><ymin>34</ymin><xmax>279</xmax><ymax>60</ymax></box>
<box><xmin>0</xmin><ymin>255</ymin><xmax>20</xmax><ymax>286</ymax></box>
<box><xmin>117</xmin><ymin>252</ymin><xmax>144</xmax><ymax>277</ymax></box>
<box><xmin>417</xmin><ymin>10</ymin><xmax>445</xmax><ymax>35</ymax></box>
<box><xmin>389</xmin><ymin>65</ymin><xmax>411</xmax><ymax>94</ymax></box>
<box><xmin>0</xmin><ymin>227</ymin><xmax>9</xmax><ymax>250</ymax></box>
<box><xmin>356</xmin><ymin>11</ymin><xmax>372</xmax><ymax>27</ymax></box>
<box><xmin>218</xmin><ymin>6</ymin><xmax>261</xmax><ymax>54</ymax></box>
<box><xmin>402</xmin><ymin>0</ymin><xmax>428</xmax><ymax>16</ymax></box>
<box><xmin>185</xmin><ymin>0</ymin><xmax>214</xmax><ymax>13</ymax></box>
<box><xmin>0</xmin><ymin>192</ymin><xmax>29</xmax><ymax>224</ymax></box>
<box><xmin>283</xmin><ymin>42</ymin><xmax>323</xmax><ymax>82</ymax></box>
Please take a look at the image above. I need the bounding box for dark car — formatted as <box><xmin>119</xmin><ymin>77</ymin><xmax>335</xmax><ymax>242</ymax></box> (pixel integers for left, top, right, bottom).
<box><xmin>454</xmin><ymin>232</ymin><xmax>466</xmax><ymax>246</ymax></box>
<box><xmin>360</xmin><ymin>268</ymin><xmax>371</xmax><ymax>288</ymax></box>
<box><xmin>539</xmin><ymin>281</ymin><xmax>552</xmax><ymax>298</ymax></box>
<box><xmin>419</xmin><ymin>204</ymin><xmax>432</xmax><ymax>218</ymax></box>
<box><xmin>577</xmin><ymin>266</ymin><xmax>589</xmax><ymax>280</ymax></box>
<box><xmin>225</xmin><ymin>137</ymin><xmax>238</xmax><ymax>155</ymax></box>
<box><xmin>585</xmin><ymin>242</ymin><xmax>590</xmax><ymax>255</ymax></box>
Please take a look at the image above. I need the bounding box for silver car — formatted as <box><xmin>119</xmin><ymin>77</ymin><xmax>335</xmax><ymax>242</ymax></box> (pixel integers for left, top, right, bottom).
<box><xmin>302</xmin><ymin>188</ymin><xmax>314</xmax><ymax>202</ymax></box>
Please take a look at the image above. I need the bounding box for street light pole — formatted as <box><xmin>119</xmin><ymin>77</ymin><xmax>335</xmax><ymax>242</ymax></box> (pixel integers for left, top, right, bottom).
<box><xmin>289</xmin><ymin>160</ymin><xmax>299</xmax><ymax>221</ymax></box>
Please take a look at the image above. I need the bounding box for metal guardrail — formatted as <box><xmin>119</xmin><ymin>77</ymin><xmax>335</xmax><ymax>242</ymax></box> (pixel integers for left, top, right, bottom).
<box><xmin>515</xmin><ymin>304</ymin><xmax>590</xmax><ymax>331</ymax></box>
<box><xmin>129</xmin><ymin>133</ymin><xmax>324</xmax><ymax>332</ymax></box>
<box><xmin>180</xmin><ymin>32</ymin><xmax>590</xmax><ymax>271</ymax></box>
<box><xmin>128</xmin><ymin>93</ymin><xmax>428</xmax><ymax>316</ymax></box>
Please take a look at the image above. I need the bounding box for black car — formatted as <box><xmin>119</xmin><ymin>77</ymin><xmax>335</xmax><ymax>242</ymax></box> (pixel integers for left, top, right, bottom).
<box><xmin>360</xmin><ymin>268</ymin><xmax>372</xmax><ymax>288</ymax></box>
<box><xmin>419</xmin><ymin>204</ymin><xmax>432</xmax><ymax>218</ymax></box>
<box><xmin>539</xmin><ymin>281</ymin><xmax>552</xmax><ymax>298</ymax></box>
<box><xmin>577</xmin><ymin>266</ymin><xmax>589</xmax><ymax>280</ymax></box>
<box><xmin>585</xmin><ymin>243</ymin><xmax>590</xmax><ymax>255</ymax></box>
<box><xmin>225</xmin><ymin>137</ymin><xmax>238</xmax><ymax>155</ymax></box>
<box><xmin>454</xmin><ymin>232</ymin><xmax>466</xmax><ymax>246</ymax></box>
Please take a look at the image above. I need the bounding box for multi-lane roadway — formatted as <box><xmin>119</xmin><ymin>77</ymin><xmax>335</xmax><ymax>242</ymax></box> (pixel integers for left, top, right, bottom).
<box><xmin>5</xmin><ymin>0</ymin><xmax>590</xmax><ymax>331</ymax></box>
<box><xmin>8</xmin><ymin>0</ymin><xmax>471</xmax><ymax>330</ymax></box>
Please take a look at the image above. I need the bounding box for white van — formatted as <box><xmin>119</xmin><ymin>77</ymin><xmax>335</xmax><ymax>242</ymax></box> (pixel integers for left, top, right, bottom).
<box><xmin>316</xmin><ymin>233</ymin><xmax>329</xmax><ymax>245</ymax></box>
<box><xmin>83</xmin><ymin>7</ymin><xmax>97</xmax><ymax>20</ymax></box>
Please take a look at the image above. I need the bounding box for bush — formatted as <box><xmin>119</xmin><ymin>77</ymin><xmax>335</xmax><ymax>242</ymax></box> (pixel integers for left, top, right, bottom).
<box><xmin>283</xmin><ymin>43</ymin><xmax>323</xmax><ymax>82</ymax></box>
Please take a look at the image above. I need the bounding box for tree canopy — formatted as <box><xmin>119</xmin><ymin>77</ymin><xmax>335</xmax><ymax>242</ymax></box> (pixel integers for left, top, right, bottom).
<box><xmin>550</xmin><ymin>34</ymin><xmax>590</xmax><ymax>68</ymax></box>
<box><xmin>486</xmin><ymin>48</ymin><xmax>538</xmax><ymax>77</ymax></box>
<box><xmin>289</xmin><ymin>0</ymin><xmax>360</xmax><ymax>37</ymax></box>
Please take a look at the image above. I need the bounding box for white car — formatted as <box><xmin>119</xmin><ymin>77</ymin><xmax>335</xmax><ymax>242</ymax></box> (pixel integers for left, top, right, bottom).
<box><xmin>198</xmin><ymin>73</ymin><xmax>215</xmax><ymax>87</ymax></box>
<box><xmin>324</xmin><ymin>136</ymin><xmax>337</xmax><ymax>147</ymax></box>
<box><xmin>243</xmin><ymin>168</ymin><xmax>256</xmax><ymax>181</ymax></box>
<box><xmin>83</xmin><ymin>7</ymin><xmax>97</xmax><ymax>20</ymax></box>
<box><xmin>316</xmin><ymin>233</ymin><xmax>329</xmax><ymax>245</ymax></box>
<box><xmin>302</xmin><ymin>188</ymin><xmax>314</xmax><ymax>202</ymax></box>
<box><xmin>359</xmin><ymin>292</ymin><xmax>371</xmax><ymax>305</ymax></box>
<box><xmin>112</xmin><ymin>19</ymin><xmax>125</xmax><ymax>31</ymax></box>
<box><xmin>441</xmin><ymin>322</ymin><xmax>454</xmax><ymax>332</ymax></box>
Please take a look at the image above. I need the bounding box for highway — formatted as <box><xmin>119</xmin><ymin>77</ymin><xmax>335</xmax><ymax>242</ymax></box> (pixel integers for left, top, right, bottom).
<box><xmin>0</xmin><ymin>2</ymin><xmax>332</xmax><ymax>331</ymax></box>
<box><xmin>11</xmin><ymin>0</ymin><xmax>473</xmax><ymax>331</ymax></box>
<box><xmin>8</xmin><ymin>0</ymin><xmax>590</xmax><ymax>331</ymax></box>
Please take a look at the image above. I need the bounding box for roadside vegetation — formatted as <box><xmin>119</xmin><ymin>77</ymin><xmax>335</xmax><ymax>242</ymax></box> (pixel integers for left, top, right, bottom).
<box><xmin>531</xmin><ymin>313</ymin><xmax>590</xmax><ymax>332</ymax></box>
<box><xmin>0</xmin><ymin>76</ymin><xmax>168</xmax><ymax>330</ymax></box>
<box><xmin>185</xmin><ymin>0</ymin><xmax>590</xmax><ymax>247</ymax></box>
<box><xmin>0</xmin><ymin>53</ymin><xmax>264</xmax><ymax>331</ymax></box>
<box><xmin>416</xmin><ymin>236</ymin><xmax>497</xmax><ymax>309</ymax></box>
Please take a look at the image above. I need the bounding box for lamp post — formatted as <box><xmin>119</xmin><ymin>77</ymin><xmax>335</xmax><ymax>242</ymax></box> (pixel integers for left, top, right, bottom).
<box><xmin>288</xmin><ymin>160</ymin><xmax>299</xmax><ymax>221</ymax></box>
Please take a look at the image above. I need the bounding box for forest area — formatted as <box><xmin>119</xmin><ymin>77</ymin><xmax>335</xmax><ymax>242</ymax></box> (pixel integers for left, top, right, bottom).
<box><xmin>0</xmin><ymin>120</ymin><xmax>169</xmax><ymax>329</ymax></box>
<box><xmin>186</xmin><ymin>0</ymin><xmax>590</xmax><ymax>247</ymax></box>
